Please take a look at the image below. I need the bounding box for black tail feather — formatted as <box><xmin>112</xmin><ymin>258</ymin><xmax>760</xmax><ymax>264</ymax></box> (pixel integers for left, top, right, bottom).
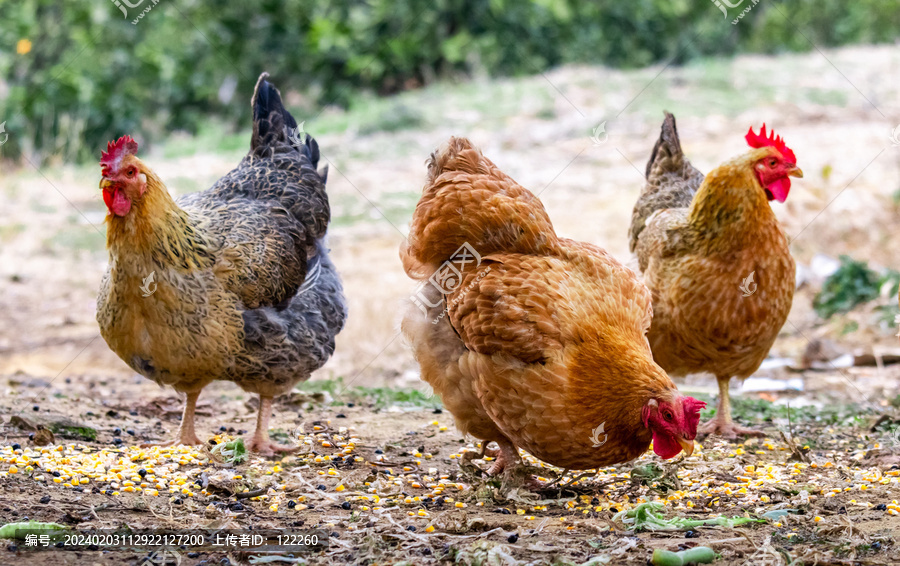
<box><xmin>645</xmin><ymin>111</ymin><xmax>683</xmax><ymax>178</ymax></box>
<box><xmin>250</xmin><ymin>73</ymin><xmax>323</xmax><ymax>178</ymax></box>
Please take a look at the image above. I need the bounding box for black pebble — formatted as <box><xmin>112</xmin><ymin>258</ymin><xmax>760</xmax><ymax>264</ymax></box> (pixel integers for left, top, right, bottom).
<box><xmin>873</xmin><ymin>541</ymin><xmax>882</xmax><ymax>550</ymax></box>
<box><xmin>609</xmin><ymin>507</ymin><xmax>618</xmax><ymax>513</ymax></box>
<box><xmin>374</xmin><ymin>449</ymin><xmax>383</xmax><ymax>455</ymax></box>
<box><xmin>435</xmin><ymin>497</ymin><xmax>445</xmax><ymax>507</ymax></box>
<box><xmin>230</xmin><ymin>502</ymin><xmax>244</xmax><ymax>511</ymax></box>
<box><xmin>591</xmin><ymin>498</ymin><xmax>600</xmax><ymax>505</ymax></box>
<box><xmin>52</xmin><ymin>471</ymin><xmax>61</xmax><ymax>477</ymax></box>
<box><xmin>347</xmin><ymin>403</ymin><xmax>355</xmax><ymax>408</ymax></box>
<box><xmin>138</xmin><ymin>469</ymin><xmax>147</xmax><ymax>477</ymax></box>
<box><xmin>507</xmin><ymin>534</ymin><xmax>518</xmax><ymax>543</ymax></box>
<box><xmin>113</xmin><ymin>428</ymin><xmax>122</xmax><ymax>435</ymax></box>
<box><xmin>336</xmin><ymin>414</ymin><xmax>346</xmax><ymax>418</ymax></box>
<box><xmin>105</xmin><ymin>490</ymin><xmax>113</xmax><ymax>496</ymax></box>
<box><xmin>129</xmin><ymin>410</ymin><xmax>138</xmax><ymax>416</ymax></box>
<box><xmin>87</xmin><ymin>544</ymin><xmax>99</xmax><ymax>551</ymax></box>
<box><xmin>219</xmin><ymin>426</ymin><xmax>227</xmax><ymax>432</ymax></box>
<box><xmin>11</xmin><ymin>444</ymin><xmax>20</xmax><ymax>451</ymax></box>
<box><xmin>876</xmin><ymin>503</ymin><xmax>887</xmax><ymax>511</ymax></box>
<box><xmin>32</xmin><ymin>406</ymin><xmax>39</xmax><ymax>412</ymax></box>
<box><xmin>113</xmin><ymin>438</ymin><xmax>123</xmax><ymax>446</ymax></box>
<box><xmin>685</xmin><ymin>530</ymin><xmax>699</xmax><ymax>538</ymax></box>
<box><xmin>187</xmin><ymin>552</ymin><xmax>200</xmax><ymax>558</ymax></box>
<box><xmin>406</xmin><ymin>525</ymin><xmax>416</xmax><ymax>532</ymax></box>
<box><xmin>7</xmin><ymin>544</ymin><xmax>16</xmax><ymax>552</ymax></box>
<box><xmin>126</xmin><ymin>429</ymin><xmax>135</xmax><ymax>436</ymax></box>
<box><xmin>330</xmin><ymin>532</ymin><xmax>339</xmax><ymax>538</ymax></box>
<box><xmin>433</xmin><ymin>408</ymin><xmax>442</xmax><ymax>414</ymax></box>
<box><xmin>40</xmin><ymin>495</ymin><xmax>50</xmax><ymax>504</ymax></box>
<box><xmin>28</xmin><ymin>434</ymin><xmax>34</xmax><ymax>441</ymax></box>
<box><xmin>55</xmin><ymin>542</ymin><xmax>64</xmax><ymax>548</ymax></box>
<box><xmin>317</xmin><ymin>485</ymin><xmax>326</xmax><ymax>491</ymax></box>
<box><xmin>341</xmin><ymin>502</ymin><xmax>351</xmax><ymax>510</ymax></box>
<box><xmin>287</xmin><ymin>500</ymin><xmax>297</xmax><ymax>509</ymax></box>
<box><xmin>423</xmin><ymin>548</ymin><xmax>432</xmax><ymax>555</ymax></box>
<box><xmin>174</xmin><ymin>498</ymin><xmax>183</xmax><ymax>505</ymax></box>
<box><xmin>74</xmin><ymin>487</ymin><xmax>83</xmax><ymax>492</ymax></box>
<box><xmin>237</xmin><ymin>429</ymin><xmax>246</xmax><ymax>435</ymax></box>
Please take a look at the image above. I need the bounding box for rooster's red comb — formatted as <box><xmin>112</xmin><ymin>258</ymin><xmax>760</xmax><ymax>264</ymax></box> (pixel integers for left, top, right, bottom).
<box><xmin>745</xmin><ymin>124</ymin><xmax>795</xmax><ymax>164</ymax></box>
<box><xmin>100</xmin><ymin>135</ymin><xmax>139</xmax><ymax>167</ymax></box>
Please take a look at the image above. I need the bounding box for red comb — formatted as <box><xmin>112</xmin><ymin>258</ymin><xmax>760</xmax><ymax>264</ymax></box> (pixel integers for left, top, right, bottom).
<box><xmin>100</xmin><ymin>135</ymin><xmax>139</xmax><ymax>166</ymax></box>
<box><xmin>745</xmin><ymin>124</ymin><xmax>796</xmax><ymax>163</ymax></box>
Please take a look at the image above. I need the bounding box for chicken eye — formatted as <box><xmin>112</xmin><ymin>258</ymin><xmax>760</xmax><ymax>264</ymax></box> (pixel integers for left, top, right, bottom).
<box><xmin>768</xmin><ymin>159</ymin><xmax>777</xmax><ymax>167</ymax></box>
<box><xmin>126</xmin><ymin>168</ymin><xmax>135</xmax><ymax>177</ymax></box>
<box><xmin>663</xmin><ymin>411</ymin><xmax>673</xmax><ymax>421</ymax></box>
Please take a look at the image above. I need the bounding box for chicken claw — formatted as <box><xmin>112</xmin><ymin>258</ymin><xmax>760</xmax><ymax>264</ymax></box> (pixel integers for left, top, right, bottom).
<box><xmin>246</xmin><ymin>396</ymin><xmax>299</xmax><ymax>457</ymax></box>
<box><xmin>141</xmin><ymin>391</ymin><xmax>204</xmax><ymax>447</ymax></box>
<box><xmin>698</xmin><ymin>417</ymin><xmax>765</xmax><ymax>439</ymax></box>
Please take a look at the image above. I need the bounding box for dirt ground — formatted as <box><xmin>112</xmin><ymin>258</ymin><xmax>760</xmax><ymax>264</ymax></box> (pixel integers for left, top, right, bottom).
<box><xmin>2</xmin><ymin>44</ymin><xmax>900</xmax><ymax>565</ymax></box>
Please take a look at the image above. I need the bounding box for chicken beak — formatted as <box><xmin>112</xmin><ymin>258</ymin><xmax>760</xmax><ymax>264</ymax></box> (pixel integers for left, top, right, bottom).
<box><xmin>787</xmin><ymin>165</ymin><xmax>803</xmax><ymax>178</ymax></box>
<box><xmin>677</xmin><ymin>437</ymin><xmax>695</xmax><ymax>457</ymax></box>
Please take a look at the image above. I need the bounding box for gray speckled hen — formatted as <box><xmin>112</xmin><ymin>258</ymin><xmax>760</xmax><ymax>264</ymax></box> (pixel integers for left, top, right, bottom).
<box><xmin>96</xmin><ymin>73</ymin><xmax>346</xmax><ymax>455</ymax></box>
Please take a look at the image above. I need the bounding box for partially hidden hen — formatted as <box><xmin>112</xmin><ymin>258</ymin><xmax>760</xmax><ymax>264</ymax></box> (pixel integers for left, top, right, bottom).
<box><xmin>96</xmin><ymin>73</ymin><xmax>347</xmax><ymax>455</ymax></box>
<box><xmin>630</xmin><ymin>112</ymin><xmax>801</xmax><ymax>438</ymax></box>
<box><xmin>401</xmin><ymin>137</ymin><xmax>706</xmax><ymax>475</ymax></box>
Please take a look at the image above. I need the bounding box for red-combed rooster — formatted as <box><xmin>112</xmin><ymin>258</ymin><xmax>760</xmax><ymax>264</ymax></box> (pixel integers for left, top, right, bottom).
<box><xmin>96</xmin><ymin>73</ymin><xmax>347</xmax><ymax>455</ymax></box>
<box><xmin>400</xmin><ymin>137</ymin><xmax>705</xmax><ymax>476</ymax></box>
<box><xmin>630</xmin><ymin>113</ymin><xmax>801</xmax><ymax>438</ymax></box>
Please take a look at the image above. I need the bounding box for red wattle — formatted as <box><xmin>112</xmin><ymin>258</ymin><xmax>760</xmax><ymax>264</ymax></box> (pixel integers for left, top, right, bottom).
<box><xmin>766</xmin><ymin>177</ymin><xmax>791</xmax><ymax>203</ymax></box>
<box><xmin>104</xmin><ymin>187</ymin><xmax>132</xmax><ymax>216</ymax></box>
<box><xmin>651</xmin><ymin>432</ymin><xmax>682</xmax><ymax>459</ymax></box>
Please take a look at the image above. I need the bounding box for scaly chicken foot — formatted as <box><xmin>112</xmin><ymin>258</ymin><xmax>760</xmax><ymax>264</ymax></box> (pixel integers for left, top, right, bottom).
<box><xmin>141</xmin><ymin>391</ymin><xmax>203</xmax><ymax>447</ymax></box>
<box><xmin>246</xmin><ymin>396</ymin><xmax>299</xmax><ymax>457</ymax></box>
<box><xmin>699</xmin><ymin>376</ymin><xmax>765</xmax><ymax>439</ymax></box>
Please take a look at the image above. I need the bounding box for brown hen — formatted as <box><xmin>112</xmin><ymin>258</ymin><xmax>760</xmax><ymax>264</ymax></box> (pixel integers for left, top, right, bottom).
<box><xmin>401</xmin><ymin>137</ymin><xmax>705</xmax><ymax>476</ymax></box>
<box><xmin>630</xmin><ymin>113</ymin><xmax>801</xmax><ymax>438</ymax></box>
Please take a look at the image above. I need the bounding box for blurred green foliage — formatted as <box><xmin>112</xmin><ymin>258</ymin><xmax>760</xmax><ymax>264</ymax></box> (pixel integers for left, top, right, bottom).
<box><xmin>1</xmin><ymin>0</ymin><xmax>898</xmax><ymax>163</ymax></box>
<box><xmin>813</xmin><ymin>256</ymin><xmax>899</xmax><ymax>319</ymax></box>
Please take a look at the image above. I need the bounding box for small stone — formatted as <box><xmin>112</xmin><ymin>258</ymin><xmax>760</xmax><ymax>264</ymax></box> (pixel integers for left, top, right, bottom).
<box><xmin>39</xmin><ymin>495</ymin><xmax>50</xmax><ymax>504</ymax></box>
<box><xmin>507</xmin><ymin>534</ymin><xmax>518</xmax><ymax>543</ymax></box>
<box><xmin>341</xmin><ymin>502</ymin><xmax>351</xmax><ymax>510</ymax></box>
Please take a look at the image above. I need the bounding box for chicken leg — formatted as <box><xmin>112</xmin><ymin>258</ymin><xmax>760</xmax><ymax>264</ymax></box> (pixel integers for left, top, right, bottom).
<box><xmin>245</xmin><ymin>396</ymin><xmax>299</xmax><ymax>456</ymax></box>
<box><xmin>699</xmin><ymin>376</ymin><xmax>764</xmax><ymax>438</ymax></box>
<box><xmin>142</xmin><ymin>391</ymin><xmax>203</xmax><ymax>447</ymax></box>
